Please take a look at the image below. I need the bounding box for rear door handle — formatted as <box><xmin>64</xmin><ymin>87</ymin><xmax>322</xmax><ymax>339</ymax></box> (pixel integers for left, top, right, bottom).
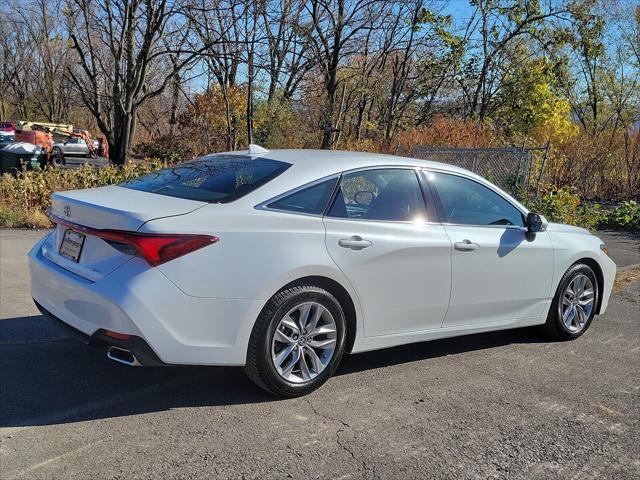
<box><xmin>454</xmin><ymin>239</ymin><xmax>479</xmax><ymax>251</ymax></box>
<box><xmin>338</xmin><ymin>236</ymin><xmax>372</xmax><ymax>250</ymax></box>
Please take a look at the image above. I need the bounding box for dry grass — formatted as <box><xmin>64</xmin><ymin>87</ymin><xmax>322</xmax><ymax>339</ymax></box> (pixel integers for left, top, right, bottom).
<box><xmin>0</xmin><ymin>206</ymin><xmax>51</xmax><ymax>229</ymax></box>
<box><xmin>613</xmin><ymin>266</ymin><xmax>640</xmax><ymax>293</ymax></box>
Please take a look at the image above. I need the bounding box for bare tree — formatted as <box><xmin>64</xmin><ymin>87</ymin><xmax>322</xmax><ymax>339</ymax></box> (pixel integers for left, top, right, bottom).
<box><xmin>0</xmin><ymin>2</ymin><xmax>36</xmax><ymax>119</ymax></box>
<box><xmin>244</xmin><ymin>0</ymin><xmax>259</xmax><ymax>144</ymax></box>
<box><xmin>20</xmin><ymin>0</ymin><xmax>74</xmax><ymax>121</ymax></box>
<box><xmin>259</xmin><ymin>0</ymin><xmax>312</xmax><ymax>104</ymax></box>
<box><xmin>190</xmin><ymin>0</ymin><xmax>245</xmax><ymax>150</ymax></box>
<box><xmin>66</xmin><ymin>0</ymin><xmax>209</xmax><ymax>164</ymax></box>
<box><xmin>304</xmin><ymin>0</ymin><xmax>382</xmax><ymax>149</ymax></box>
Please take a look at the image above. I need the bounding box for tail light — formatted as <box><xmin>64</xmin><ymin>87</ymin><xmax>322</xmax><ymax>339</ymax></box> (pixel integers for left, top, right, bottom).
<box><xmin>48</xmin><ymin>211</ymin><xmax>218</xmax><ymax>266</ymax></box>
<box><xmin>97</xmin><ymin>230</ymin><xmax>218</xmax><ymax>266</ymax></box>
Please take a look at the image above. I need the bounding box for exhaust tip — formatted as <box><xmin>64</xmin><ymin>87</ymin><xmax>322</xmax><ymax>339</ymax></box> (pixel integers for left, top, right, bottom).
<box><xmin>107</xmin><ymin>346</ymin><xmax>141</xmax><ymax>366</ymax></box>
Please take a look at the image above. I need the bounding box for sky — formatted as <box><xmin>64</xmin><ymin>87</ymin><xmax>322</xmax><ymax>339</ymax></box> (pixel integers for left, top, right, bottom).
<box><xmin>440</xmin><ymin>0</ymin><xmax>477</xmax><ymax>26</ymax></box>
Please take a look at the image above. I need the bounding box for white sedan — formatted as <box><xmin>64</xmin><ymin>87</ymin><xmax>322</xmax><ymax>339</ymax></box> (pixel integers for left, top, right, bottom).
<box><xmin>29</xmin><ymin>146</ymin><xmax>616</xmax><ymax>397</ymax></box>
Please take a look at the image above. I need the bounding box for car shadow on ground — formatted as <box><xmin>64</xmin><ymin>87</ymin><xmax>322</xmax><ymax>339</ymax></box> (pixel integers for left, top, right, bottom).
<box><xmin>338</xmin><ymin>326</ymin><xmax>548</xmax><ymax>375</ymax></box>
<box><xmin>0</xmin><ymin>315</ymin><xmax>550</xmax><ymax>428</ymax></box>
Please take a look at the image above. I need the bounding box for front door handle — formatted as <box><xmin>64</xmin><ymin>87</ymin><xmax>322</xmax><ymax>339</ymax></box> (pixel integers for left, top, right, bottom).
<box><xmin>338</xmin><ymin>236</ymin><xmax>372</xmax><ymax>250</ymax></box>
<box><xmin>454</xmin><ymin>239</ymin><xmax>479</xmax><ymax>251</ymax></box>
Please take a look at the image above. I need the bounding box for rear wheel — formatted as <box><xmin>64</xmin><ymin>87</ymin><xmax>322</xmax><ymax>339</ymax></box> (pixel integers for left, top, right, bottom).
<box><xmin>51</xmin><ymin>148</ymin><xmax>65</xmax><ymax>167</ymax></box>
<box><xmin>544</xmin><ymin>264</ymin><xmax>598</xmax><ymax>340</ymax></box>
<box><xmin>245</xmin><ymin>284</ymin><xmax>346</xmax><ymax>397</ymax></box>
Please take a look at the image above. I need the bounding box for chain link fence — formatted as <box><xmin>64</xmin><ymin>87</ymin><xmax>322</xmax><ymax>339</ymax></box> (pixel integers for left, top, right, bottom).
<box><xmin>405</xmin><ymin>144</ymin><xmax>550</xmax><ymax>199</ymax></box>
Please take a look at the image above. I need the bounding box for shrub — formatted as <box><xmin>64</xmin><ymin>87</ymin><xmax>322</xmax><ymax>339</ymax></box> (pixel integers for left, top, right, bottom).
<box><xmin>547</xmin><ymin>130</ymin><xmax>640</xmax><ymax>201</ymax></box>
<box><xmin>524</xmin><ymin>184</ymin><xmax>640</xmax><ymax>232</ymax></box>
<box><xmin>394</xmin><ymin>117</ymin><xmax>509</xmax><ymax>155</ymax></box>
<box><xmin>524</xmin><ymin>184</ymin><xmax>605</xmax><ymax>231</ymax></box>
<box><xmin>0</xmin><ymin>206</ymin><xmax>50</xmax><ymax>229</ymax></box>
<box><xmin>135</xmin><ymin>134</ymin><xmax>193</xmax><ymax>163</ymax></box>
<box><xmin>601</xmin><ymin>200</ymin><xmax>640</xmax><ymax>232</ymax></box>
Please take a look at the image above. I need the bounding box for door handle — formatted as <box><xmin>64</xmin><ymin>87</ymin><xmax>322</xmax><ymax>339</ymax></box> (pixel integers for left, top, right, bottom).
<box><xmin>338</xmin><ymin>236</ymin><xmax>372</xmax><ymax>250</ymax></box>
<box><xmin>454</xmin><ymin>239</ymin><xmax>479</xmax><ymax>251</ymax></box>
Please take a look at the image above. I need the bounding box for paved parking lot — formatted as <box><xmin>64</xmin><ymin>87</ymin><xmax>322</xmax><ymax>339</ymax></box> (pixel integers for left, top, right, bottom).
<box><xmin>1</xmin><ymin>229</ymin><xmax>638</xmax><ymax>479</ymax></box>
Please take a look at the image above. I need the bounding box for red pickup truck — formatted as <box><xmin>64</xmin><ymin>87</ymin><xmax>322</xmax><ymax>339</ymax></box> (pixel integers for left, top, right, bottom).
<box><xmin>0</xmin><ymin>121</ymin><xmax>16</xmax><ymax>141</ymax></box>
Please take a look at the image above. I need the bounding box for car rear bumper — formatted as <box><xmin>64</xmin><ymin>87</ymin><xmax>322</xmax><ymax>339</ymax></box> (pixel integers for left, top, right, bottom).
<box><xmin>35</xmin><ymin>300</ymin><xmax>167</xmax><ymax>366</ymax></box>
<box><xmin>29</xmin><ymin>236</ymin><xmax>263</xmax><ymax>366</ymax></box>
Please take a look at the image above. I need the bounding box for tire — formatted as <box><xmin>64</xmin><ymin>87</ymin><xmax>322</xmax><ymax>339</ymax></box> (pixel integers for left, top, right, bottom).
<box><xmin>51</xmin><ymin>149</ymin><xmax>65</xmax><ymax>167</ymax></box>
<box><xmin>245</xmin><ymin>284</ymin><xmax>347</xmax><ymax>397</ymax></box>
<box><xmin>544</xmin><ymin>263</ymin><xmax>599</xmax><ymax>340</ymax></box>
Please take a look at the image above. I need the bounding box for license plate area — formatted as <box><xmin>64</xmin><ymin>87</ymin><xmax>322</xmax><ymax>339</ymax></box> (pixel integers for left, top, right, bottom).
<box><xmin>59</xmin><ymin>229</ymin><xmax>86</xmax><ymax>262</ymax></box>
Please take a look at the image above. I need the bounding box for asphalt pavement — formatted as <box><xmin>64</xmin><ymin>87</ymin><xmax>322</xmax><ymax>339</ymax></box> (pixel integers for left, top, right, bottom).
<box><xmin>0</xmin><ymin>229</ymin><xmax>638</xmax><ymax>479</ymax></box>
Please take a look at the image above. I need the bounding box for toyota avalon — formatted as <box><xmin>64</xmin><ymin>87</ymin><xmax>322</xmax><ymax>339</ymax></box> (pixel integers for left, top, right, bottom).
<box><xmin>29</xmin><ymin>146</ymin><xmax>616</xmax><ymax>397</ymax></box>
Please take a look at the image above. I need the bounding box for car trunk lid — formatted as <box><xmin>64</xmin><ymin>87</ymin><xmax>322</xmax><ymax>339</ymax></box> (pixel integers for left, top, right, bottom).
<box><xmin>51</xmin><ymin>185</ymin><xmax>206</xmax><ymax>230</ymax></box>
<box><xmin>44</xmin><ymin>185</ymin><xmax>207</xmax><ymax>281</ymax></box>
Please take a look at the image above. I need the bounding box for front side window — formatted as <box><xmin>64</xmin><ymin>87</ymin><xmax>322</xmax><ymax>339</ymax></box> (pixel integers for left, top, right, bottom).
<box><xmin>267</xmin><ymin>177</ymin><xmax>338</xmax><ymax>215</ymax></box>
<box><xmin>121</xmin><ymin>155</ymin><xmax>291</xmax><ymax>203</ymax></box>
<box><xmin>327</xmin><ymin>168</ymin><xmax>427</xmax><ymax>221</ymax></box>
<box><xmin>428</xmin><ymin>172</ymin><xmax>524</xmax><ymax>227</ymax></box>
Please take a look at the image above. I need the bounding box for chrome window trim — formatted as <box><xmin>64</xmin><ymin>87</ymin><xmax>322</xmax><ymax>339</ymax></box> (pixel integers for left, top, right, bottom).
<box><xmin>440</xmin><ymin>223</ymin><xmax>528</xmax><ymax>231</ymax></box>
<box><xmin>254</xmin><ymin>173</ymin><xmax>340</xmax><ymax>217</ymax></box>
<box><xmin>320</xmin><ymin>216</ymin><xmax>440</xmax><ymax>226</ymax></box>
<box><xmin>423</xmin><ymin>168</ymin><xmax>528</xmax><ymax>229</ymax></box>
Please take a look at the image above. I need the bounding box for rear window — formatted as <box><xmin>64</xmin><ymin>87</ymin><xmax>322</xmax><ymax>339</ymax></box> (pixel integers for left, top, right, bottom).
<box><xmin>121</xmin><ymin>155</ymin><xmax>291</xmax><ymax>203</ymax></box>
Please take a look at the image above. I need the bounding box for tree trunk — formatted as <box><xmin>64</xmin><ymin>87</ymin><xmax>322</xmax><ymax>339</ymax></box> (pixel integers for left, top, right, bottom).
<box><xmin>321</xmin><ymin>68</ymin><xmax>338</xmax><ymax>149</ymax></box>
<box><xmin>111</xmin><ymin>106</ymin><xmax>136</xmax><ymax>165</ymax></box>
<box><xmin>246</xmin><ymin>43</ymin><xmax>255</xmax><ymax>145</ymax></box>
<box><xmin>222</xmin><ymin>83</ymin><xmax>234</xmax><ymax>151</ymax></box>
<box><xmin>355</xmin><ymin>95</ymin><xmax>367</xmax><ymax>141</ymax></box>
<box><xmin>169</xmin><ymin>69</ymin><xmax>180</xmax><ymax>134</ymax></box>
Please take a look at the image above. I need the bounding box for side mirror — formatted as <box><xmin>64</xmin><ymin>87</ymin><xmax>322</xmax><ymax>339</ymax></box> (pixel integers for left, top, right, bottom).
<box><xmin>526</xmin><ymin>212</ymin><xmax>547</xmax><ymax>233</ymax></box>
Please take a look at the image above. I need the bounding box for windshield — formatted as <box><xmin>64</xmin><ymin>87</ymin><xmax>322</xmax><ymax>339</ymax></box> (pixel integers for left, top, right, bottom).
<box><xmin>121</xmin><ymin>155</ymin><xmax>291</xmax><ymax>203</ymax></box>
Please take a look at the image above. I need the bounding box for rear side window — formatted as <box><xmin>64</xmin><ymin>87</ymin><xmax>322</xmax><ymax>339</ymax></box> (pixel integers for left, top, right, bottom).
<box><xmin>327</xmin><ymin>168</ymin><xmax>427</xmax><ymax>221</ymax></box>
<box><xmin>267</xmin><ymin>178</ymin><xmax>338</xmax><ymax>215</ymax></box>
<box><xmin>121</xmin><ymin>155</ymin><xmax>291</xmax><ymax>203</ymax></box>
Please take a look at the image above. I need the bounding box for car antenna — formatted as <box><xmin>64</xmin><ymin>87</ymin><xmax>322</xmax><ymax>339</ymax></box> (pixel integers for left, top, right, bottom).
<box><xmin>248</xmin><ymin>144</ymin><xmax>269</xmax><ymax>157</ymax></box>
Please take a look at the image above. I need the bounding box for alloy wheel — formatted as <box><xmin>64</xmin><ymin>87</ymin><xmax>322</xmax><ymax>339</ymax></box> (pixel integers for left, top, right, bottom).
<box><xmin>559</xmin><ymin>274</ymin><xmax>595</xmax><ymax>333</ymax></box>
<box><xmin>271</xmin><ymin>301</ymin><xmax>337</xmax><ymax>383</ymax></box>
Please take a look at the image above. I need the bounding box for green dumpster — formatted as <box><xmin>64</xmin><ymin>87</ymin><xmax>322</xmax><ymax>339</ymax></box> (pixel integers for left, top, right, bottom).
<box><xmin>0</xmin><ymin>143</ymin><xmax>47</xmax><ymax>174</ymax></box>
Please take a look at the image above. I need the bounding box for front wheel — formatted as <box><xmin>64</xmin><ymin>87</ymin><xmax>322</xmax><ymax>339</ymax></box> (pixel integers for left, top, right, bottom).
<box><xmin>245</xmin><ymin>284</ymin><xmax>346</xmax><ymax>397</ymax></box>
<box><xmin>544</xmin><ymin>263</ymin><xmax>598</xmax><ymax>340</ymax></box>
